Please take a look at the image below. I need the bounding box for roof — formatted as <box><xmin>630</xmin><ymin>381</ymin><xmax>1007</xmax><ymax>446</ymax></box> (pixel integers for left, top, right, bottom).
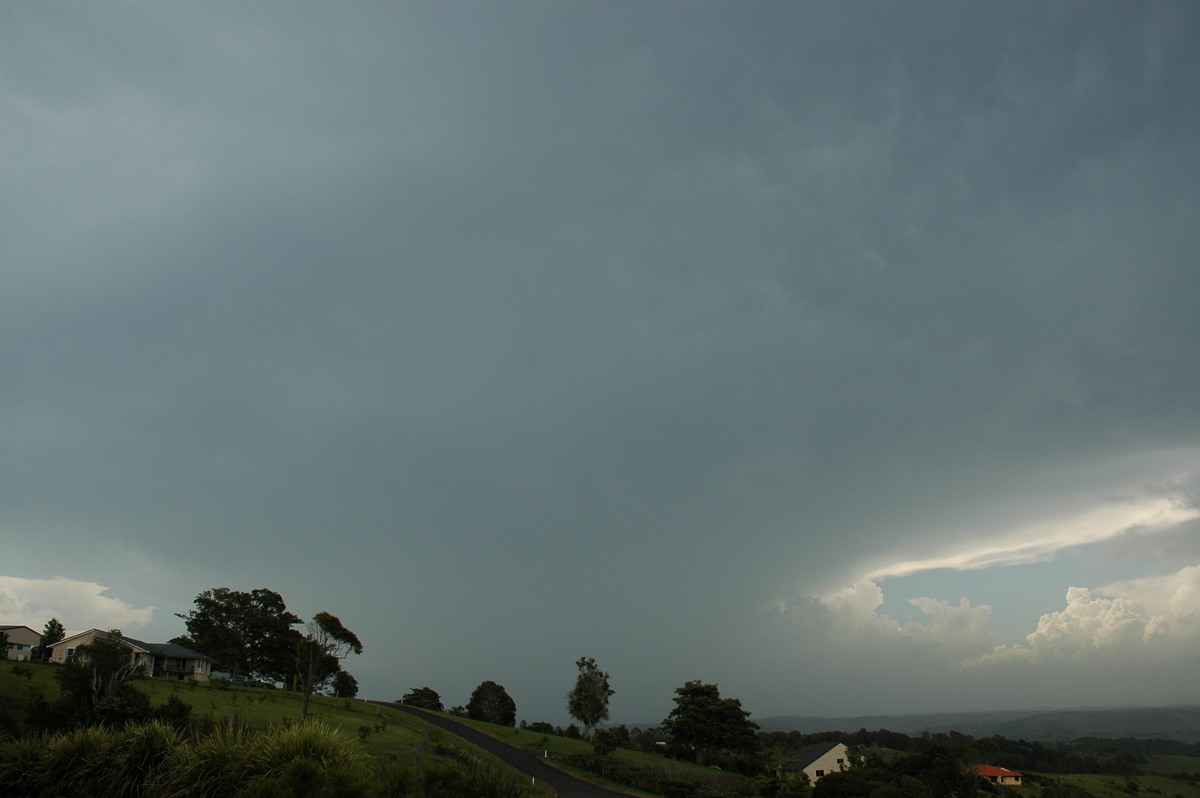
<box><xmin>49</xmin><ymin>629</ymin><xmax>216</xmax><ymax>662</ymax></box>
<box><xmin>793</xmin><ymin>741</ymin><xmax>846</xmax><ymax>769</ymax></box>
<box><xmin>974</xmin><ymin>766</ymin><xmax>1023</xmax><ymax>778</ymax></box>
<box><xmin>0</xmin><ymin>625</ymin><xmax>40</xmax><ymax>634</ymax></box>
<box><xmin>125</xmin><ymin>637</ymin><xmax>218</xmax><ymax>662</ymax></box>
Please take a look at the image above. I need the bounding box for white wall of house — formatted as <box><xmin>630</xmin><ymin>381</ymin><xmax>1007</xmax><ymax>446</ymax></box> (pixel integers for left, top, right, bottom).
<box><xmin>803</xmin><ymin>742</ymin><xmax>852</xmax><ymax>782</ymax></box>
<box><xmin>1</xmin><ymin>626</ymin><xmax>42</xmax><ymax>661</ymax></box>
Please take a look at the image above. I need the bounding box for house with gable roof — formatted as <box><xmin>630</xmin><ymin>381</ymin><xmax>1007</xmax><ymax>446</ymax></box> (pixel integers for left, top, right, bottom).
<box><xmin>973</xmin><ymin>765</ymin><xmax>1023</xmax><ymax>786</ymax></box>
<box><xmin>48</xmin><ymin>629</ymin><xmax>216</xmax><ymax>681</ymax></box>
<box><xmin>789</xmin><ymin>741</ymin><xmax>854</xmax><ymax>783</ymax></box>
<box><xmin>0</xmin><ymin>625</ymin><xmax>41</xmax><ymax>661</ymax></box>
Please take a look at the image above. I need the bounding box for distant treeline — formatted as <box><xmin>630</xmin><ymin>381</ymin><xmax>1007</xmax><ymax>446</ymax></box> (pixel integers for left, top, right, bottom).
<box><xmin>760</xmin><ymin>727</ymin><xmax>1200</xmax><ymax>775</ymax></box>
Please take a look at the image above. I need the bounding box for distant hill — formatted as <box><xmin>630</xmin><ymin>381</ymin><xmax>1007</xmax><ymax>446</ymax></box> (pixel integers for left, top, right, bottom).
<box><xmin>756</xmin><ymin>706</ymin><xmax>1200</xmax><ymax>742</ymax></box>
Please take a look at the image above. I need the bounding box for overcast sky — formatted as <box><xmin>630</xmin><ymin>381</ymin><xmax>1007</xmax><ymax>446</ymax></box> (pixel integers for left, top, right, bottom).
<box><xmin>3</xmin><ymin>2</ymin><xmax>1199</xmax><ymax>726</ymax></box>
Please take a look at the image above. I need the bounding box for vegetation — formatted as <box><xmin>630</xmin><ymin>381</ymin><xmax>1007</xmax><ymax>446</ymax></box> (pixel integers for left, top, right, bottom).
<box><xmin>174</xmin><ymin>588</ymin><xmax>303</xmax><ymax>682</ymax></box>
<box><xmin>400</xmin><ymin>688</ymin><xmax>443</xmax><ymax>712</ymax></box>
<box><xmin>663</xmin><ymin>680</ymin><xmax>760</xmax><ymax>765</ymax></box>
<box><xmin>0</xmin><ymin>718</ymin><xmax>534</xmax><ymax>797</ymax></box>
<box><xmin>33</xmin><ymin>618</ymin><xmax>65</xmax><ymax>662</ymax></box>
<box><xmin>0</xmin><ymin>662</ymin><xmax>534</xmax><ymax>797</ymax></box>
<box><xmin>467</xmin><ymin>680</ymin><xmax>517</xmax><ymax>727</ymax></box>
<box><xmin>566</xmin><ymin>655</ymin><xmax>614</xmax><ymax>741</ymax></box>
<box><xmin>295</xmin><ymin>612</ymin><xmax>363</xmax><ymax>721</ymax></box>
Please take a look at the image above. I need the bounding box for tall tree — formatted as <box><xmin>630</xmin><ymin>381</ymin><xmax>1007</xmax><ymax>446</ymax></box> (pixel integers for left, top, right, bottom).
<box><xmin>467</xmin><ymin>680</ymin><xmax>516</xmax><ymax>726</ymax></box>
<box><xmin>566</xmin><ymin>656</ymin><xmax>615</xmax><ymax>740</ymax></box>
<box><xmin>35</xmin><ymin>617</ymin><xmax>65</xmax><ymax>662</ymax></box>
<box><xmin>176</xmin><ymin>587</ymin><xmax>303</xmax><ymax>680</ymax></box>
<box><xmin>662</xmin><ymin>680</ymin><xmax>759</xmax><ymax>765</ymax></box>
<box><xmin>295</xmin><ymin>611</ymin><xmax>362</xmax><ymax>720</ymax></box>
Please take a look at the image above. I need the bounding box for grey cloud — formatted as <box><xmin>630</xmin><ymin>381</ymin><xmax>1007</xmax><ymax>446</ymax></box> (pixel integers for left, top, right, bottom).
<box><xmin>3</xmin><ymin>2</ymin><xmax>1199</xmax><ymax>721</ymax></box>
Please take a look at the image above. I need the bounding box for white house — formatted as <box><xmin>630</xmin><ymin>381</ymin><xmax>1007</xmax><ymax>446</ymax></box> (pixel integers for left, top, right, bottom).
<box><xmin>49</xmin><ymin>629</ymin><xmax>215</xmax><ymax>681</ymax></box>
<box><xmin>791</xmin><ymin>741</ymin><xmax>854</xmax><ymax>782</ymax></box>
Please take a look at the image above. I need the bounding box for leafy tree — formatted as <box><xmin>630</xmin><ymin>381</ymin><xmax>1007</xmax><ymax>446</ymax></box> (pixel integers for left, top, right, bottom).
<box><xmin>176</xmin><ymin>587</ymin><xmax>303</xmax><ymax>680</ymax></box>
<box><xmin>662</xmin><ymin>679</ymin><xmax>759</xmax><ymax>765</ymax></box>
<box><xmin>592</xmin><ymin>728</ymin><xmax>619</xmax><ymax>756</ymax></box>
<box><xmin>467</xmin><ymin>680</ymin><xmax>516</xmax><ymax>726</ymax></box>
<box><xmin>401</xmin><ymin>686</ymin><xmax>444</xmax><ymax>711</ymax></box>
<box><xmin>49</xmin><ymin>630</ymin><xmax>153</xmax><ymax>726</ymax></box>
<box><xmin>296</xmin><ymin>611</ymin><xmax>362</xmax><ymax>720</ymax></box>
<box><xmin>0</xmin><ymin>630</ymin><xmax>7</xmax><ymax>656</ymax></box>
<box><xmin>566</xmin><ymin>656</ymin><xmax>615</xmax><ymax>740</ymax></box>
<box><xmin>34</xmin><ymin>617</ymin><xmax>65</xmax><ymax>661</ymax></box>
<box><xmin>331</xmin><ymin>669</ymin><xmax>359</xmax><ymax>699</ymax></box>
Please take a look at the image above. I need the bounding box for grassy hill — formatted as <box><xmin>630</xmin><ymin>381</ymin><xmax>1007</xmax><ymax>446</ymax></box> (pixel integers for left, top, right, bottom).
<box><xmin>1</xmin><ymin>662</ymin><xmax>746</xmax><ymax>797</ymax></box>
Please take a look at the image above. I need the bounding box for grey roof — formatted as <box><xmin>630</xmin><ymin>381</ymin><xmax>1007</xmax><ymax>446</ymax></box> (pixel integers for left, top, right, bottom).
<box><xmin>120</xmin><ymin>634</ymin><xmax>217</xmax><ymax>662</ymax></box>
<box><xmin>793</xmin><ymin>741</ymin><xmax>845</xmax><ymax>770</ymax></box>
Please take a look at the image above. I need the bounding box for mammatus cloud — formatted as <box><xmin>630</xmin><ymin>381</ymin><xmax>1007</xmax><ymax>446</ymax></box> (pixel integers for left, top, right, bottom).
<box><xmin>0</xmin><ymin>576</ymin><xmax>154</xmax><ymax>633</ymax></box>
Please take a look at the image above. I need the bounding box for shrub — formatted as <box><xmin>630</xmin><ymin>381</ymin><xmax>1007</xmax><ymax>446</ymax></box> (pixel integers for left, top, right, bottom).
<box><xmin>252</xmin><ymin>721</ymin><xmax>369</xmax><ymax>777</ymax></box>
<box><xmin>38</xmin><ymin>725</ymin><xmax>109</xmax><ymax>795</ymax></box>
<box><xmin>240</xmin><ymin>757</ymin><xmax>376</xmax><ymax>797</ymax></box>
<box><xmin>147</xmin><ymin>720</ymin><xmax>256</xmax><ymax>798</ymax></box>
<box><xmin>0</xmin><ymin>735</ymin><xmax>45</xmax><ymax>796</ymax></box>
<box><xmin>92</xmin><ymin>721</ymin><xmax>184</xmax><ymax>797</ymax></box>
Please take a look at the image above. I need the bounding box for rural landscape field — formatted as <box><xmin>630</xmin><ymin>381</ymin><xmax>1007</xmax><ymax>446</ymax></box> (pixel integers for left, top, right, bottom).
<box><xmin>2</xmin><ymin>659</ymin><xmax>1199</xmax><ymax>798</ymax></box>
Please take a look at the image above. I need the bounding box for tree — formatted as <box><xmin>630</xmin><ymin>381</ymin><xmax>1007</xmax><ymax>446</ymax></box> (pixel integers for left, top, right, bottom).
<box><xmin>567</xmin><ymin>656</ymin><xmax>615</xmax><ymax>740</ymax></box>
<box><xmin>401</xmin><ymin>686</ymin><xmax>444</xmax><ymax>711</ymax></box>
<box><xmin>467</xmin><ymin>680</ymin><xmax>516</xmax><ymax>726</ymax></box>
<box><xmin>55</xmin><ymin>630</ymin><xmax>151</xmax><ymax>724</ymax></box>
<box><xmin>176</xmin><ymin>587</ymin><xmax>303</xmax><ymax>680</ymax></box>
<box><xmin>295</xmin><ymin>611</ymin><xmax>362</xmax><ymax>720</ymax></box>
<box><xmin>34</xmin><ymin>617</ymin><xmax>65</xmax><ymax>662</ymax></box>
<box><xmin>331</xmin><ymin>669</ymin><xmax>359</xmax><ymax>699</ymax></box>
<box><xmin>662</xmin><ymin>680</ymin><xmax>759</xmax><ymax>765</ymax></box>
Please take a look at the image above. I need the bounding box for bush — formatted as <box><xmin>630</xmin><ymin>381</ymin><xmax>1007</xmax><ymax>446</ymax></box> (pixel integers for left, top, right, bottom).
<box><xmin>92</xmin><ymin>721</ymin><xmax>184</xmax><ymax>798</ymax></box>
<box><xmin>240</xmin><ymin>757</ymin><xmax>376</xmax><ymax>797</ymax></box>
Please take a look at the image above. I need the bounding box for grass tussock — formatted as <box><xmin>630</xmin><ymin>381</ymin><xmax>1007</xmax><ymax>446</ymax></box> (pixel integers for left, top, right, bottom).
<box><xmin>0</xmin><ymin>718</ymin><xmax>534</xmax><ymax>797</ymax></box>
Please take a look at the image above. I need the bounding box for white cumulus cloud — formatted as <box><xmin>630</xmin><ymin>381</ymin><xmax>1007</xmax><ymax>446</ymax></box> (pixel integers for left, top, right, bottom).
<box><xmin>970</xmin><ymin>565</ymin><xmax>1200</xmax><ymax>669</ymax></box>
<box><xmin>0</xmin><ymin>575</ymin><xmax>155</xmax><ymax>633</ymax></box>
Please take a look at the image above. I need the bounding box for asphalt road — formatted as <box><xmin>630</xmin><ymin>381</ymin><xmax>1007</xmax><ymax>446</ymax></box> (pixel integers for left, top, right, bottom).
<box><xmin>372</xmin><ymin>701</ymin><xmax>637</xmax><ymax>798</ymax></box>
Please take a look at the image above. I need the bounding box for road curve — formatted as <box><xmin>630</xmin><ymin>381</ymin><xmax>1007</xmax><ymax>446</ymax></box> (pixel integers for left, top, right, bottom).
<box><xmin>370</xmin><ymin>701</ymin><xmax>637</xmax><ymax>798</ymax></box>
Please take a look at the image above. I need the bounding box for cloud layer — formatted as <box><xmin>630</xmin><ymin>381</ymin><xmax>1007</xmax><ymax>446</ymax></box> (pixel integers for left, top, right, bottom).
<box><xmin>2</xmin><ymin>3</ymin><xmax>1198</xmax><ymax>721</ymax></box>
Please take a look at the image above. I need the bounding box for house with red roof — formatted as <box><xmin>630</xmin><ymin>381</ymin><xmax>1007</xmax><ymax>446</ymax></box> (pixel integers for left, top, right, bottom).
<box><xmin>973</xmin><ymin>765</ymin><xmax>1023</xmax><ymax>786</ymax></box>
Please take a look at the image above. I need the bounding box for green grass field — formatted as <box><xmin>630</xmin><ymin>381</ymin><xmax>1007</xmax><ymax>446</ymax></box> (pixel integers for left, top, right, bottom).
<box><xmin>1031</xmin><ymin>772</ymin><xmax>1200</xmax><ymax>798</ymax></box>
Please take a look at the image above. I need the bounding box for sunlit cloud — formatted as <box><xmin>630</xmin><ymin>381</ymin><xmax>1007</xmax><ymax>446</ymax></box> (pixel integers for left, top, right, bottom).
<box><xmin>968</xmin><ymin>565</ymin><xmax>1200</xmax><ymax>670</ymax></box>
<box><xmin>0</xmin><ymin>575</ymin><xmax>155</xmax><ymax>633</ymax></box>
<box><xmin>863</xmin><ymin>490</ymin><xmax>1199</xmax><ymax>585</ymax></box>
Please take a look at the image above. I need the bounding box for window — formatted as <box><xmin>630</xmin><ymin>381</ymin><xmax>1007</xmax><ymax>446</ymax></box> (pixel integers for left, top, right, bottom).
<box><xmin>837</xmin><ymin>758</ymin><xmax>844</xmax><ymax>765</ymax></box>
<box><xmin>816</xmin><ymin>770</ymin><xmax>825</xmax><ymax>778</ymax></box>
